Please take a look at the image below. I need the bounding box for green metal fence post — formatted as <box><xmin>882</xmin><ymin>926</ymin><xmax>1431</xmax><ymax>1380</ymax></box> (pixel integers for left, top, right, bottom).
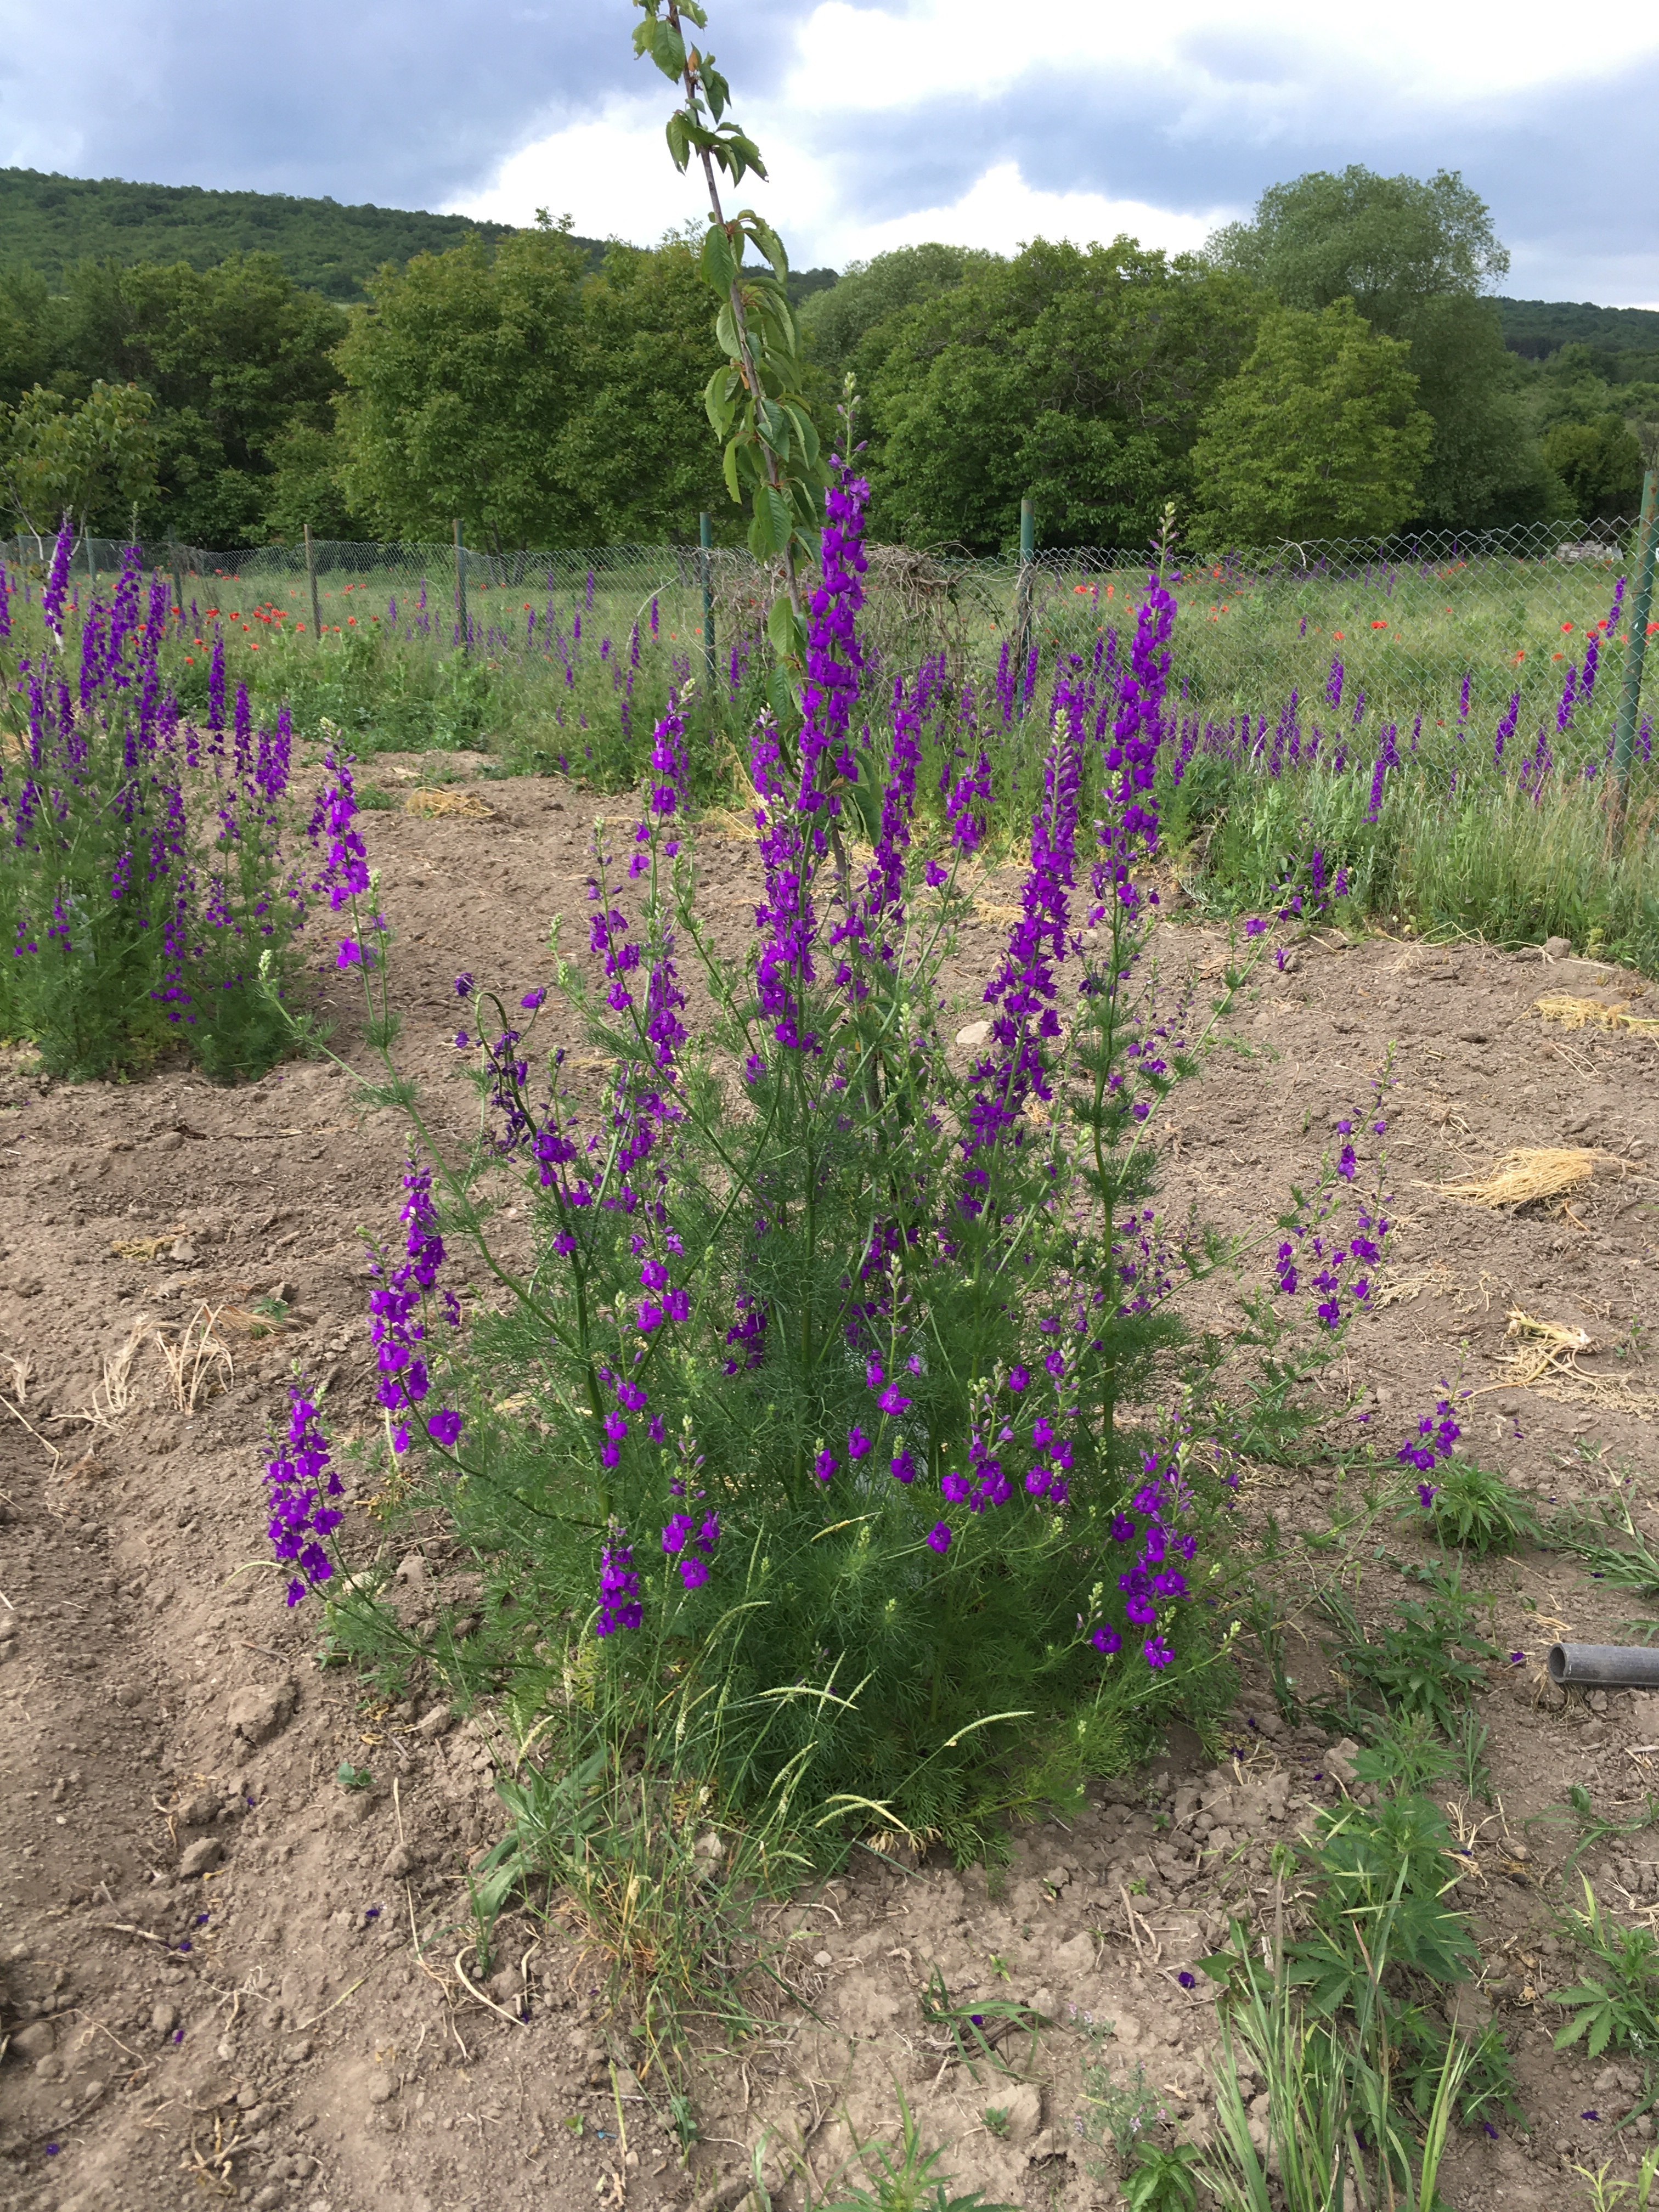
<box><xmin>303</xmin><ymin>522</ymin><xmax>322</xmax><ymax>643</ymax></box>
<box><xmin>169</xmin><ymin>538</ymin><xmax>187</xmax><ymax>636</ymax></box>
<box><xmin>699</xmin><ymin>512</ymin><xmax>716</xmax><ymax>704</ymax></box>
<box><xmin>1612</xmin><ymin>467</ymin><xmax>1658</xmax><ymax>854</ymax></box>
<box><xmin>1012</xmin><ymin>497</ymin><xmax>1035</xmax><ymax>689</ymax></box>
<box><xmin>454</xmin><ymin>518</ymin><xmax>470</xmax><ymax>653</ymax></box>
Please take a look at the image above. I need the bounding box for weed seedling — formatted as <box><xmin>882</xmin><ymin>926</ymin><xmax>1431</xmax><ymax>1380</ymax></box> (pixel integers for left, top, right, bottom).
<box><xmin>919</xmin><ymin>1968</ymin><xmax>1043</xmax><ymax>2080</ymax></box>
<box><xmin>1453</xmin><ymin>1709</ymin><xmax>1493</xmax><ymax>1805</ymax></box>
<box><xmin>1121</xmin><ymin>2141</ymin><xmax>1202</xmax><ymax>2212</ymax></box>
<box><xmin>1408</xmin><ymin>1455</ymin><xmax>1541</xmax><ymax>1555</ymax></box>
<box><xmin>1572</xmin><ymin>2143</ymin><xmax>1659</xmax><ymax>2209</ymax></box>
<box><xmin>813</xmin><ymin>2090</ymin><xmax>1015</xmax><ymax>2212</ymax></box>
<box><xmin>1555</xmin><ymin>1878</ymin><xmax>1659</xmax><ymax>2058</ymax></box>
<box><xmin>1081</xmin><ymin>2062</ymin><xmax>1195</xmax><ymax>2209</ymax></box>
<box><xmin>1319</xmin><ymin>1564</ymin><xmax>1495</xmax><ymax>1735</ymax></box>
<box><xmin>1530</xmin><ymin>1787</ymin><xmax>1659</xmax><ymax>1878</ymax></box>
<box><xmin>1551</xmin><ymin>1492</ymin><xmax>1659</xmax><ymax>1601</ymax></box>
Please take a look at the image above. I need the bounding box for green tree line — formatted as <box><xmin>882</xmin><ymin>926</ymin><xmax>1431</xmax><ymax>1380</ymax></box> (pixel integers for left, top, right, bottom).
<box><xmin>1</xmin><ymin>163</ymin><xmax>1652</xmax><ymax>553</ymax></box>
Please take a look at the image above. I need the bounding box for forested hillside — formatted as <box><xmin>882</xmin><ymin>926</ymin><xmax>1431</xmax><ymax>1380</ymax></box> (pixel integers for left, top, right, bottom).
<box><xmin>1497</xmin><ymin>295</ymin><xmax>1659</xmax><ymax>362</ymax></box>
<box><xmin>0</xmin><ymin>167</ymin><xmax>575</xmax><ymax>301</ymax></box>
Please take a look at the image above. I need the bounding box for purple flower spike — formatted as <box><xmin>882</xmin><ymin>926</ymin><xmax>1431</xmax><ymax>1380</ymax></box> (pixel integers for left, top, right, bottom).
<box><xmin>264</xmin><ymin>1388</ymin><xmax>344</xmax><ymax>1606</ymax></box>
<box><xmin>595</xmin><ymin>1525</ymin><xmax>642</xmax><ymax>1637</ymax></box>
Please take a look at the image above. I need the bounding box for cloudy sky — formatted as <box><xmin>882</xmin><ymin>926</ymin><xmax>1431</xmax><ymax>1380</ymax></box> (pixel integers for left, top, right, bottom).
<box><xmin>3</xmin><ymin>0</ymin><xmax>1656</xmax><ymax>305</ymax></box>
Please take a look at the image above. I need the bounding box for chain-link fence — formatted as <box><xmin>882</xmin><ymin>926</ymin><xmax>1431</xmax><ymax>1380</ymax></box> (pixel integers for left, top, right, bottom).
<box><xmin>4</xmin><ymin>515</ymin><xmax>1652</xmax><ymax>752</ymax></box>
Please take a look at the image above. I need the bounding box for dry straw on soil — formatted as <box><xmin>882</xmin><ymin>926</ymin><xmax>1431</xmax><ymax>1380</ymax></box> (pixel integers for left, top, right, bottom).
<box><xmin>1493</xmin><ymin>1306</ymin><xmax>1659</xmax><ymax>1417</ymax></box>
<box><xmin>1429</xmin><ymin>1145</ymin><xmax>1637</xmax><ymax>1210</ymax></box>
<box><xmin>404</xmin><ymin>788</ymin><xmax>496</xmax><ymax>821</ymax></box>
<box><xmin>1536</xmin><ymin>991</ymin><xmax>1659</xmax><ymax>1037</ymax></box>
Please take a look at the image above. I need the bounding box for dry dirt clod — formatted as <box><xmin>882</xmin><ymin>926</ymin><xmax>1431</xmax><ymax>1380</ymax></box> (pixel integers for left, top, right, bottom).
<box><xmin>985</xmin><ymin>2080</ymin><xmax>1042</xmax><ymax>2145</ymax></box>
<box><xmin>179</xmin><ymin>1835</ymin><xmax>223</xmax><ymax>1877</ymax></box>
<box><xmin>227</xmin><ymin>1678</ymin><xmax>297</xmax><ymax>1749</ymax></box>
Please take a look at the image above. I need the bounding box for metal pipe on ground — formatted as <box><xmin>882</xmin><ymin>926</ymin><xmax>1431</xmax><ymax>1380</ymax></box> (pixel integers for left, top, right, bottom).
<box><xmin>1548</xmin><ymin>1643</ymin><xmax>1659</xmax><ymax>1688</ymax></box>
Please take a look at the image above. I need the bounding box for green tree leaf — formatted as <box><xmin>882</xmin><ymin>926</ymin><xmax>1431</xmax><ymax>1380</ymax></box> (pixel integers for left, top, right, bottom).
<box><xmin>701</xmin><ymin>223</ymin><xmax>740</xmax><ymax>296</ymax></box>
<box><xmin>1189</xmin><ymin>298</ymin><xmax>1433</xmax><ymax>543</ymax></box>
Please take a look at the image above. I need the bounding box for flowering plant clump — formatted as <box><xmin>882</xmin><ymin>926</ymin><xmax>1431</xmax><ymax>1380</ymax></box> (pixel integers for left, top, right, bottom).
<box><xmin>272</xmin><ymin>479</ymin><xmax>1387</xmax><ymax>1854</ymax></box>
<box><xmin>254</xmin><ymin>4</ymin><xmax>1398</xmax><ymax>1855</ymax></box>
<box><xmin>0</xmin><ymin>520</ymin><xmax>335</xmax><ymax>1079</ymax></box>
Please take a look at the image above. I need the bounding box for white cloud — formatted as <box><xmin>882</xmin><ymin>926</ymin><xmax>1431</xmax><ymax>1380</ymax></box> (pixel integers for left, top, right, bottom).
<box><xmin>454</xmin><ymin>103</ymin><xmax>1231</xmax><ymax>267</ymax></box>
<box><xmin>457</xmin><ymin>97</ymin><xmax>710</xmax><ymax>245</ymax></box>
<box><xmin>452</xmin><ymin>0</ymin><xmax>1659</xmax><ymax>298</ymax></box>
<box><xmin>824</xmin><ymin>163</ymin><xmax>1226</xmax><ymax>264</ymax></box>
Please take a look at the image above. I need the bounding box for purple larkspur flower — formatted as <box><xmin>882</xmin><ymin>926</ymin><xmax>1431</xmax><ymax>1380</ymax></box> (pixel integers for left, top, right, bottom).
<box><xmin>1398</xmin><ymin>1396</ymin><xmax>1460</xmax><ymax>1476</ymax></box>
<box><xmin>960</xmin><ymin>688</ymin><xmax>1082</xmax><ymax>1192</ymax></box>
<box><xmin>264</xmin><ymin>1387</ymin><xmax>343</xmax><ymax>1605</ymax></box>
<box><xmin>595</xmin><ymin>1526</ymin><xmax>642</xmax><ymax>1636</ymax></box>
<box><xmin>795</xmin><ymin>459</ymin><xmax>868</xmax><ymax>813</ymax></box>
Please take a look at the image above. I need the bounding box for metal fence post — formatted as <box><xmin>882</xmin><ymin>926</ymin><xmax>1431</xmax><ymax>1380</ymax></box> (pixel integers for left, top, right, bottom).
<box><xmin>1612</xmin><ymin>467</ymin><xmax>1658</xmax><ymax>854</ymax></box>
<box><xmin>454</xmin><ymin>518</ymin><xmax>469</xmax><ymax>653</ymax></box>
<box><xmin>169</xmin><ymin>538</ymin><xmax>187</xmax><ymax>634</ymax></box>
<box><xmin>1012</xmin><ymin>497</ymin><xmax>1035</xmax><ymax>686</ymax></box>
<box><xmin>303</xmin><ymin>523</ymin><xmax>322</xmax><ymax>642</ymax></box>
<box><xmin>698</xmin><ymin>511</ymin><xmax>716</xmax><ymax>704</ymax></box>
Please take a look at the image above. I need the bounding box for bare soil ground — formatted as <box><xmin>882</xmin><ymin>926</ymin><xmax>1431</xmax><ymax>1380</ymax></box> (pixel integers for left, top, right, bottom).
<box><xmin>3</xmin><ymin>759</ymin><xmax>1658</xmax><ymax>2212</ymax></box>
